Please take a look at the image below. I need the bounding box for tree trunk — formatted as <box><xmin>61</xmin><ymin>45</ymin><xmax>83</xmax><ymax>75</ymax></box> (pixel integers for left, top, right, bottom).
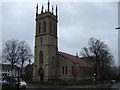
<box><xmin>100</xmin><ymin>61</ymin><xmax>104</xmax><ymax>81</ymax></box>
<box><xmin>21</xmin><ymin>59</ymin><xmax>24</xmax><ymax>78</ymax></box>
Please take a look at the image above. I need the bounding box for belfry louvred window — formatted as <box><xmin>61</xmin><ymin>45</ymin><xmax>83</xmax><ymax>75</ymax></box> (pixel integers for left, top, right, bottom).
<box><xmin>53</xmin><ymin>23</ymin><xmax>55</xmax><ymax>35</ymax></box>
<box><xmin>39</xmin><ymin>22</ymin><xmax>41</xmax><ymax>34</ymax></box>
<box><xmin>50</xmin><ymin>21</ymin><xmax>52</xmax><ymax>33</ymax></box>
<box><xmin>44</xmin><ymin>21</ymin><xmax>46</xmax><ymax>32</ymax></box>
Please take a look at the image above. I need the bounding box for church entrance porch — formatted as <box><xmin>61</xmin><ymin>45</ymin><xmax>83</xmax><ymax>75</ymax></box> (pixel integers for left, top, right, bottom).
<box><xmin>38</xmin><ymin>68</ymin><xmax>44</xmax><ymax>81</ymax></box>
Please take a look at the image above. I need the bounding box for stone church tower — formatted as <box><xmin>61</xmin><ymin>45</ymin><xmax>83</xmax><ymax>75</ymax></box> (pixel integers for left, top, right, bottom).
<box><xmin>33</xmin><ymin>1</ymin><xmax>58</xmax><ymax>81</ymax></box>
<box><xmin>32</xmin><ymin>1</ymin><xmax>94</xmax><ymax>82</ymax></box>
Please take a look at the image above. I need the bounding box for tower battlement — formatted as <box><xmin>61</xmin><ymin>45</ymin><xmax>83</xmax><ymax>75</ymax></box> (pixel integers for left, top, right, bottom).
<box><xmin>36</xmin><ymin>1</ymin><xmax>58</xmax><ymax>17</ymax></box>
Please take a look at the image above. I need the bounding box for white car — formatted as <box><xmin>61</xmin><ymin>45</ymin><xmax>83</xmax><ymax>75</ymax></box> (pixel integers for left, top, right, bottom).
<box><xmin>3</xmin><ymin>77</ymin><xmax>27</xmax><ymax>88</ymax></box>
<box><xmin>111</xmin><ymin>80</ymin><xmax>116</xmax><ymax>84</ymax></box>
<box><xmin>0</xmin><ymin>78</ymin><xmax>8</xmax><ymax>86</ymax></box>
<box><xmin>15</xmin><ymin>78</ymin><xmax>27</xmax><ymax>88</ymax></box>
<box><xmin>19</xmin><ymin>78</ymin><xmax>27</xmax><ymax>88</ymax></box>
<box><xmin>0</xmin><ymin>78</ymin><xmax>2</xmax><ymax>85</ymax></box>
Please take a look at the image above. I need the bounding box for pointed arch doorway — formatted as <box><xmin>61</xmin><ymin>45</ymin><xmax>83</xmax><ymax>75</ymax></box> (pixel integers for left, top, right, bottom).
<box><xmin>38</xmin><ymin>68</ymin><xmax>44</xmax><ymax>81</ymax></box>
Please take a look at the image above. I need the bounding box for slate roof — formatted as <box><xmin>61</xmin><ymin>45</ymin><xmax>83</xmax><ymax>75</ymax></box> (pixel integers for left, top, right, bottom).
<box><xmin>0</xmin><ymin>64</ymin><xmax>19</xmax><ymax>71</ymax></box>
<box><xmin>58</xmin><ymin>51</ymin><xmax>93</xmax><ymax>68</ymax></box>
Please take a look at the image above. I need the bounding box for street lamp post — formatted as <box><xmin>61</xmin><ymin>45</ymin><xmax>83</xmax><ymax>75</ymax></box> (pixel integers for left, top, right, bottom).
<box><xmin>116</xmin><ymin>27</ymin><xmax>120</xmax><ymax>86</ymax></box>
<box><xmin>93</xmin><ymin>73</ymin><xmax>96</xmax><ymax>82</ymax></box>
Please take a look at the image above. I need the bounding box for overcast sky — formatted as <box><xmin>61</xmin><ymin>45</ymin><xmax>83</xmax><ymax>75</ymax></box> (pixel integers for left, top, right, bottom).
<box><xmin>2</xmin><ymin>1</ymin><xmax>118</xmax><ymax>65</ymax></box>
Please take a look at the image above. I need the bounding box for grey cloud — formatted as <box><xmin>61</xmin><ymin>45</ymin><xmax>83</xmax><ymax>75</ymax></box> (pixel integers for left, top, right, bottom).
<box><xmin>2</xmin><ymin>2</ymin><xmax>118</xmax><ymax>65</ymax></box>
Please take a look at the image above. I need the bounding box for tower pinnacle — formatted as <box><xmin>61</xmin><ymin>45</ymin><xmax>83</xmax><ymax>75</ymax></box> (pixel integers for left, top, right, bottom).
<box><xmin>36</xmin><ymin>3</ymin><xmax>38</xmax><ymax>15</ymax></box>
<box><xmin>56</xmin><ymin>5</ymin><xmax>58</xmax><ymax>17</ymax></box>
<box><xmin>76</xmin><ymin>52</ymin><xmax>78</xmax><ymax>57</ymax></box>
<box><xmin>48</xmin><ymin>0</ymin><xmax>50</xmax><ymax>12</ymax></box>
<box><xmin>52</xmin><ymin>5</ymin><xmax>54</xmax><ymax>14</ymax></box>
<box><xmin>41</xmin><ymin>4</ymin><xmax>44</xmax><ymax>13</ymax></box>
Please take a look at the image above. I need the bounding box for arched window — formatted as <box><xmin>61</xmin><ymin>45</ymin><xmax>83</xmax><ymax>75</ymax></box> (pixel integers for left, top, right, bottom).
<box><xmin>39</xmin><ymin>51</ymin><xmax>43</xmax><ymax>64</ymax></box>
<box><xmin>44</xmin><ymin>21</ymin><xmax>46</xmax><ymax>32</ymax></box>
<box><xmin>62</xmin><ymin>66</ymin><xmax>67</xmax><ymax>75</ymax></box>
<box><xmin>62</xmin><ymin>66</ymin><xmax>64</xmax><ymax>75</ymax></box>
<box><xmin>65</xmin><ymin>66</ymin><xmax>67</xmax><ymax>74</ymax></box>
<box><xmin>39</xmin><ymin>22</ymin><xmax>41</xmax><ymax>34</ymax></box>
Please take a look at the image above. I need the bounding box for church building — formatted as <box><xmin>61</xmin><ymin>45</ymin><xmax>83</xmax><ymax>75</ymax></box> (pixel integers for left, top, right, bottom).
<box><xmin>33</xmin><ymin>1</ymin><xmax>93</xmax><ymax>81</ymax></box>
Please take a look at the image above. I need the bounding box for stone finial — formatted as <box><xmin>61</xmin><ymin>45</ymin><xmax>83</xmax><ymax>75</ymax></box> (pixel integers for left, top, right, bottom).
<box><xmin>76</xmin><ymin>52</ymin><xmax>78</xmax><ymax>58</ymax></box>
<box><xmin>36</xmin><ymin>3</ymin><xmax>38</xmax><ymax>15</ymax></box>
<box><xmin>41</xmin><ymin>4</ymin><xmax>44</xmax><ymax>13</ymax></box>
<box><xmin>47</xmin><ymin>0</ymin><xmax>50</xmax><ymax>12</ymax></box>
<box><xmin>52</xmin><ymin>5</ymin><xmax>54</xmax><ymax>14</ymax></box>
<box><xmin>56</xmin><ymin>5</ymin><xmax>58</xmax><ymax>16</ymax></box>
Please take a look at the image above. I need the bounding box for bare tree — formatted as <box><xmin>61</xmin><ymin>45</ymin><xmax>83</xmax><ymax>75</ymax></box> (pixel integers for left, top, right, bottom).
<box><xmin>18</xmin><ymin>41</ymin><xmax>33</xmax><ymax>68</ymax></box>
<box><xmin>99</xmin><ymin>48</ymin><xmax>113</xmax><ymax>80</ymax></box>
<box><xmin>2</xmin><ymin>39</ymin><xmax>33</xmax><ymax>70</ymax></box>
<box><xmin>81</xmin><ymin>38</ymin><xmax>114</xmax><ymax>81</ymax></box>
<box><xmin>2</xmin><ymin>40</ymin><xmax>20</xmax><ymax>69</ymax></box>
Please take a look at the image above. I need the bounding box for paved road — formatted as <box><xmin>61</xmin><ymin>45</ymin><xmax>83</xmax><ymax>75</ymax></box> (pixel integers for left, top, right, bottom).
<box><xmin>25</xmin><ymin>83</ymin><xmax>120</xmax><ymax>89</ymax></box>
<box><xmin>2</xmin><ymin>83</ymin><xmax>119</xmax><ymax>90</ymax></box>
<box><xmin>111</xmin><ymin>83</ymin><xmax>120</xmax><ymax>89</ymax></box>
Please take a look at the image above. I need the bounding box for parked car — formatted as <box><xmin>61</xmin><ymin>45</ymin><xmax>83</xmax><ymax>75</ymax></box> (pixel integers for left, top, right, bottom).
<box><xmin>0</xmin><ymin>78</ymin><xmax>3</xmax><ymax>85</ymax></box>
<box><xmin>110</xmin><ymin>80</ymin><xmax>116</xmax><ymax>84</ymax></box>
<box><xmin>0</xmin><ymin>77</ymin><xmax>9</xmax><ymax>86</ymax></box>
<box><xmin>3</xmin><ymin>76</ymin><xmax>27</xmax><ymax>89</ymax></box>
<box><xmin>18</xmin><ymin>78</ymin><xmax>27</xmax><ymax>88</ymax></box>
<box><xmin>14</xmin><ymin>77</ymin><xmax>27</xmax><ymax>88</ymax></box>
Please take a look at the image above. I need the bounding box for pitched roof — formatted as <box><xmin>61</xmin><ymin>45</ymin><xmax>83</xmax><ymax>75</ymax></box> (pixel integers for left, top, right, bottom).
<box><xmin>58</xmin><ymin>51</ymin><xmax>93</xmax><ymax>68</ymax></box>
<box><xmin>0</xmin><ymin>64</ymin><xmax>19</xmax><ymax>70</ymax></box>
